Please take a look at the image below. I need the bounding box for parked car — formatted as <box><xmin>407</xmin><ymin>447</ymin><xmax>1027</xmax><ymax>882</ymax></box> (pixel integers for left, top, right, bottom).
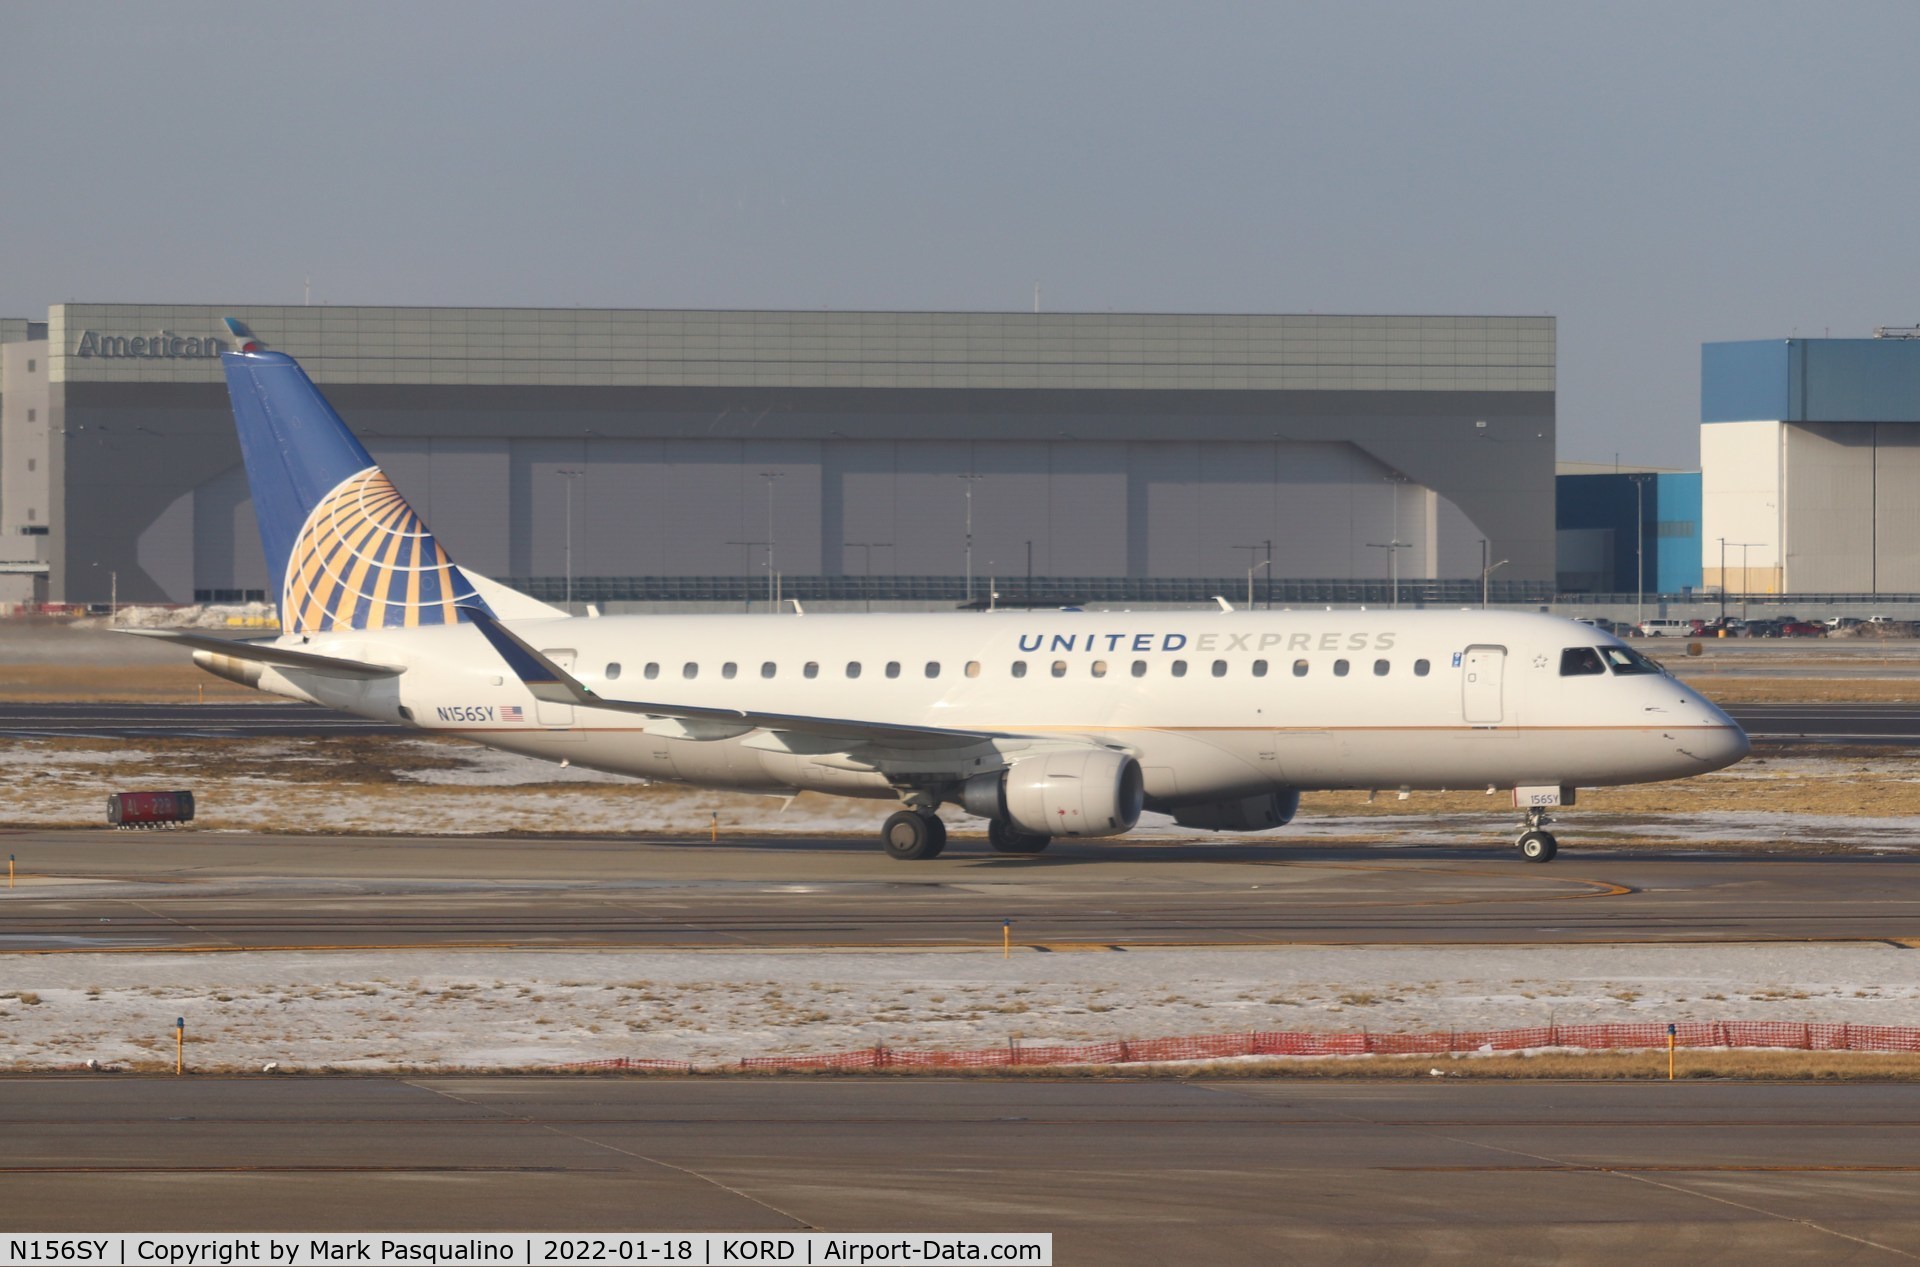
<box><xmin>1826</xmin><ymin>617</ymin><xmax>1863</xmax><ymax>631</ymax></box>
<box><xmin>1573</xmin><ymin>617</ymin><xmax>1621</xmax><ymax>635</ymax></box>
<box><xmin>1780</xmin><ymin>620</ymin><xmax>1827</xmax><ymax>637</ymax></box>
<box><xmin>1632</xmin><ymin>618</ymin><xmax>1690</xmax><ymax>637</ymax></box>
<box><xmin>1744</xmin><ymin>619</ymin><xmax>1784</xmax><ymax>638</ymax></box>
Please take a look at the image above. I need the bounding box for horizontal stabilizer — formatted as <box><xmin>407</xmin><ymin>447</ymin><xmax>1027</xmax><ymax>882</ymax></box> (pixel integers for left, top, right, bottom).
<box><xmin>463</xmin><ymin>571</ymin><xmax>566</xmax><ymax>620</ymax></box>
<box><xmin>462</xmin><ymin>607</ymin><xmax>996</xmax><ymax>748</ymax></box>
<box><xmin>117</xmin><ymin>629</ymin><xmax>404</xmax><ymax>679</ymax></box>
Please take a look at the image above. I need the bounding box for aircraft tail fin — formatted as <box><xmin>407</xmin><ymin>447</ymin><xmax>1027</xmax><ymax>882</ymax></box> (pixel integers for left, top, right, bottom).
<box><xmin>219</xmin><ymin>323</ymin><xmax>493</xmax><ymax>633</ymax></box>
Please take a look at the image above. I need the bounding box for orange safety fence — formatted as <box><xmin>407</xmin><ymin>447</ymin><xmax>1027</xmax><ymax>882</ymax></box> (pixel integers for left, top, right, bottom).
<box><xmin>66</xmin><ymin>1023</ymin><xmax>1920</xmax><ymax>1076</ymax></box>
<box><xmin>554</xmin><ymin>1021</ymin><xmax>1920</xmax><ymax>1073</ymax></box>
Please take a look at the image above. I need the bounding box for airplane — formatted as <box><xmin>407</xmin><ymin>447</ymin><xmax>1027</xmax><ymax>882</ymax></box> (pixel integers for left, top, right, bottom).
<box><xmin>126</xmin><ymin>324</ymin><xmax>1750</xmax><ymax>864</ymax></box>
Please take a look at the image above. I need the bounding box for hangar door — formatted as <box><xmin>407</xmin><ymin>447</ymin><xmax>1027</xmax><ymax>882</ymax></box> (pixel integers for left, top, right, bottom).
<box><xmin>1460</xmin><ymin>646</ymin><xmax>1505</xmax><ymax>725</ymax></box>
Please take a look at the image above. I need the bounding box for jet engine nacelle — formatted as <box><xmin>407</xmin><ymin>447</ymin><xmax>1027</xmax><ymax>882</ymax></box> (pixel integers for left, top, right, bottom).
<box><xmin>962</xmin><ymin>748</ymin><xmax>1145</xmax><ymax>838</ymax></box>
<box><xmin>1169</xmin><ymin>789</ymin><xmax>1301</xmax><ymax>833</ymax></box>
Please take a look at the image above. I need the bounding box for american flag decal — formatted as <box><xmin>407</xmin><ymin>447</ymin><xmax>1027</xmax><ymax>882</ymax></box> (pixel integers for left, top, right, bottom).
<box><xmin>500</xmin><ymin>705</ymin><xmax>525</xmax><ymax>722</ymax></box>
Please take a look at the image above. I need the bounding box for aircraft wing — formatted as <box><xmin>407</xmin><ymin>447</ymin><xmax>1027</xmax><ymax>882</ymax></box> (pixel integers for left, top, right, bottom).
<box><xmin>464</xmin><ymin>607</ymin><xmax>1001</xmax><ymax>749</ymax></box>
<box><xmin>116</xmin><ymin>629</ymin><xmax>405</xmax><ymax>680</ymax></box>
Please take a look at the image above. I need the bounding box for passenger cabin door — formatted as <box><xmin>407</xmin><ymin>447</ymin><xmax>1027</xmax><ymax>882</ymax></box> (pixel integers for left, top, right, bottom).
<box><xmin>1460</xmin><ymin>645</ymin><xmax>1505</xmax><ymax>725</ymax></box>
<box><xmin>536</xmin><ymin>649</ymin><xmax>577</xmax><ymax>726</ymax></box>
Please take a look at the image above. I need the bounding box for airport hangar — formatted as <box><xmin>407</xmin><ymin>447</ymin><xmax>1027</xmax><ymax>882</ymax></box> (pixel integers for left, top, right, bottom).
<box><xmin>1702</xmin><ymin>332</ymin><xmax>1920</xmax><ymax>595</ymax></box>
<box><xmin>0</xmin><ymin>305</ymin><xmax>1556</xmax><ymax>609</ymax></box>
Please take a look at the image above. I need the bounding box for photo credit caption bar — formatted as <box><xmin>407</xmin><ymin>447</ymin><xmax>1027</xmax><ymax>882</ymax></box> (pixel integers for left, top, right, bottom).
<box><xmin>1</xmin><ymin>1236</ymin><xmax>1051</xmax><ymax>1267</ymax></box>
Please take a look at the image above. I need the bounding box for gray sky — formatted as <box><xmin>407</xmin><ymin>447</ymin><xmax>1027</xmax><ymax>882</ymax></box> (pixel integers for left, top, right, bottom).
<box><xmin>5</xmin><ymin>1</ymin><xmax>1916</xmax><ymax>468</ymax></box>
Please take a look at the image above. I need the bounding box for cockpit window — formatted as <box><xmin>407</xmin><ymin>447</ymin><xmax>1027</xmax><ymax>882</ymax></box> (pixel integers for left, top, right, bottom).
<box><xmin>1601</xmin><ymin>645</ymin><xmax>1663</xmax><ymax>675</ymax></box>
<box><xmin>1559</xmin><ymin>647</ymin><xmax>1608</xmax><ymax>677</ymax></box>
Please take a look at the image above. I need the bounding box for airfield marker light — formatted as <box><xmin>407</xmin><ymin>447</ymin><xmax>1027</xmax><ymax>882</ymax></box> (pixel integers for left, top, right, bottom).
<box><xmin>7</xmin><ymin>853</ymin><xmax>12</xmax><ymax>889</ymax></box>
<box><xmin>1668</xmin><ymin>1022</ymin><xmax>1676</xmax><ymax>1081</ymax></box>
<box><xmin>711</xmin><ymin>812</ymin><xmax>718</xmax><ymax>842</ymax></box>
<box><xmin>176</xmin><ymin>1017</ymin><xmax>186</xmax><ymax>1076</ymax></box>
<box><xmin>1003</xmin><ymin>919</ymin><xmax>1012</xmax><ymax>959</ymax></box>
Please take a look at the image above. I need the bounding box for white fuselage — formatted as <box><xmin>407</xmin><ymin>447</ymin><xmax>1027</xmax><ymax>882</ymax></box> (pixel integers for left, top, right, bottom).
<box><xmin>217</xmin><ymin>609</ymin><xmax>1748</xmax><ymax>812</ymax></box>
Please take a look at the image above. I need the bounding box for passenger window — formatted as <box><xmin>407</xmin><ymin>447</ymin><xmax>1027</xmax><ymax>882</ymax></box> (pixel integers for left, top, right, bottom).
<box><xmin>965</xmin><ymin>661</ymin><xmax>981</xmax><ymax>678</ymax></box>
<box><xmin>723</xmin><ymin>662</ymin><xmax>737</xmax><ymax>679</ymax></box>
<box><xmin>683</xmin><ymin>662</ymin><xmax>699</xmax><ymax>679</ymax></box>
<box><xmin>925</xmin><ymin>662</ymin><xmax>941</xmax><ymax>678</ymax></box>
<box><xmin>1333</xmin><ymin>659</ymin><xmax>1350</xmax><ymax>677</ymax></box>
<box><xmin>1012</xmin><ymin>661</ymin><xmax>1028</xmax><ymax>678</ymax></box>
<box><xmin>1171</xmin><ymin>660</ymin><xmax>1188</xmax><ymax>677</ymax></box>
<box><xmin>644</xmin><ymin>663</ymin><xmax>660</xmax><ymax>680</ymax></box>
<box><xmin>1560</xmin><ymin>647</ymin><xmax>1608</xmax><ymax>676</ymax></box>
<box><xmin>886</xmin><ymin>661</ymin><xmax>901</xmax><ymax>679</ymax></box>
<box><xmin>1131</xmin><ymin>661</ymin><xmax>1148</xmax><ymax>677</ymax></box>
<box><xmin>606</xmin><ymin>663</ymin><xmax>622</xmax><ymax>680</ymax></box>
<box><xmin>1051</xmin><ymin>661</ymin><xmax>1068</xmax><ymax>678</ymax></box>
<box><xmin>1293</xmin><ymin>659</ymin><xmax>1309</xmax><ymax>677</ymax></box>
<box><xmin>846</xmin><ymin>662</ymin><xmax>862</xmax><ymax>678</ymax></box>
<box><xmin>1374</xmin><ymin>659</ymin><xmax>1390</xmax><ymax>676</ymax></box>
<box><xmin>1414</xmin><ymin>659</ymin><xmax>1430</xmax><ymax>676</ymax></box>
<box><xmin>1091</xmin><ymin>660</ymin><xmax>1108</xmax><ymax>678</ymax></box>
<box><xmin>804</xmin><ymin>661</ymin><xmax>820</xmax><ymax>679</ymax></box>
<box><xmin>1211</xmin><ymin>660</ymin><xmax>1227</xmax><ymax>677</ymax></box>
<box><xmin>1252</xmin><ymin>659</ymin><xmax>1268</xmax><ymax>677</ymax></box>
<box><xmin>761</xmin><ymin>662</ymin><xmax>776</xmax><ymax>678</ymax></box>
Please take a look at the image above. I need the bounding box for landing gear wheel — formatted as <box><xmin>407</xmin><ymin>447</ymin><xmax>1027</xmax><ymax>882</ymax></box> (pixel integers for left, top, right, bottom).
<box><xmin>882</xmin><ymin>809</ymin><xmax>945</xmax><ymax>861</ymax></box>
<box><xmin>1517</xmin><ymin>830</ymin><xmax>1558</xmax><ymax>863</ymax></box>
<box><xmin>988</xmin><ymin>818</ymin><xmax>1051</xmax><ymax>855</ymax></box>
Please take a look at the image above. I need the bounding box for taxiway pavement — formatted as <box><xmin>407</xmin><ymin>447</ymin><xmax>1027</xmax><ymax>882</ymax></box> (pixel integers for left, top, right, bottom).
<box><xmin>5</xmin><ymin>832</ymin><xmax>1920</xmax><ymax>952</ymax></box>
<box><xmin>5</xmin><ymin>1077</ymin><xmax>1920</xmax><ymax>1263</ymax></box>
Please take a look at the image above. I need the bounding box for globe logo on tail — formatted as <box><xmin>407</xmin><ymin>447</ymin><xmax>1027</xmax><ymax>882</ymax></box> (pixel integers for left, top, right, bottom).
<box><xmin>283</xmin><ymin>467</ymin><xmax>484</xmax><ymax>632</ymax></box>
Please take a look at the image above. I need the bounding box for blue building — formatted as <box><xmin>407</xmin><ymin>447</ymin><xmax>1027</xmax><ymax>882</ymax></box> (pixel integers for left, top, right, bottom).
<box><xmin>1556</xmin><ymin>468</ymin><xmax>1702</xmax><ymax>595</ymax></box>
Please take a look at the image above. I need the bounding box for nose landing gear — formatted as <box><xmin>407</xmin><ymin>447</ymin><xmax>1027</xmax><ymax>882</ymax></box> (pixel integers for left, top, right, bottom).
<box><xmin>1515</xmin><ymin>807</ymin><xmax>1558</xmax><ymax>863</ymax></box>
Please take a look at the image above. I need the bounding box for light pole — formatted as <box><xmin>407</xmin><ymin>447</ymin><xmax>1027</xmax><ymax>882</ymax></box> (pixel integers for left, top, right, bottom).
<box><xmin>1732</xmin><ymin>541</ymin><xmax>1767</xmax><ymax>620</ymax></box>
<box><xmin>727</xmin><ymin>540</ymin><xmax>768</xmax><ymax>611</ymax></box>
<box><xmin>844</xmin><ymin>541</ymin><xmax>891</xmax><ymax>613</ymax></box>
<box><xmin>1246</xmin><ymin>557</ymin><xmax>1270</xmax><ymax>608</ymax></box>
<box><xmin>1630</xmin><ymin>474</ymin><xmax>1651</xmax><ymax>632</ymax></box>
<box><xmin>958</xmin><ymin>473</ymin><xmax>985</xmax><ymax>604</ymax></box>
<box><xmin>1480</xmin><ymin>546</ymin><xmax>1509</xmax><ymax>610</ymax></box>
<box><xmin>1718</xmin><ymin>536</ymin><xmax>1727</xmax><ymax>623</ymax></box>
<box><xmin>557</xmin><ymin>468</ymin><xmax>583</xmax><ymax>610</ymax></box>
<box><xmin>759</xmin><ymin>471</ymin><xmax>783</xmax><ymax>608</ymax></box>
<box><xmin>1366</xmin><ymin>540</ymin><xmax>1412</xmax><ymax>609</ymax></box>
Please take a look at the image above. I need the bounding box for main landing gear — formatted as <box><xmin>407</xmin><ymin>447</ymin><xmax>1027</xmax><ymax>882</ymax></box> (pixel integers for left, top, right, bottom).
<box><xmin>988</xmin><ymin>818</ymin><xmax>1051</xmax><ymax>855</ymax></box>
<box><xmin>878</xmin><ymin>802</ymin><xmax>1055</xmax><ymax>860</ymax></box>
<box><xmin>882</xmin><ymin>809</ymin><xmax>947</xmax><ymax>861</ymax></box>
<box><xmin>1515</xmin><ymin>807</ymin><xmax>1558</xmax><ymax>863</ymax></box>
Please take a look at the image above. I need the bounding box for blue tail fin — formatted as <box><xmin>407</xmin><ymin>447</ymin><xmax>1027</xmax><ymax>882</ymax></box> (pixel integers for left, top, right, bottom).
<box><xmin>221</xmin><ymin>338</ymin><xmax>493</xmax><ymax>633</ymax></box>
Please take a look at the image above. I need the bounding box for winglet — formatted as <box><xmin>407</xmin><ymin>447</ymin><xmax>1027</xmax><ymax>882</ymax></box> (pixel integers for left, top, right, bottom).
<box><xmin>462</xmin><ymin>606</ymin><xmax>590</xmax><ymax>706</ymax></box>
<box><xmin>221</xmin><ymin>317</ymin><xmax>266</xmax><ymax>352</ymax></box>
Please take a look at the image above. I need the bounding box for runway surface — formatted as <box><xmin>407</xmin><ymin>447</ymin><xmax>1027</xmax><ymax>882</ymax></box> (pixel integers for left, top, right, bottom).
<box><xmin>6</xmin><ymin>1077</ymin><xmax>1920</xmax><ymax>1262</ymax></box>
<box><xmin>6</xmin><ymin>832</ymin><xmax>1920</xmax><ymax>952</ymax></box>
<box><xmin>0</xmin><ymin>701</ymin><xmax>396</xmax><ymax>738</ymax></box>
<box><xmin>4</xmin><ymin>699</ymin><xmax>1919</xmax><ymax>742</ymax></box>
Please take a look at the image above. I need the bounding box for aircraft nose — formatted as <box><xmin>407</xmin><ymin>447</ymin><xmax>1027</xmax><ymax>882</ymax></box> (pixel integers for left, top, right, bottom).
<box><xmin>1698</xmin><ymin>721</ymin><xmax>1750</xmax><ymax>771</ymax></box>
<box><xmin>1682</xmin><ymin>692</ymin><xmax>1749</xmax><ymax>771</ymax></box>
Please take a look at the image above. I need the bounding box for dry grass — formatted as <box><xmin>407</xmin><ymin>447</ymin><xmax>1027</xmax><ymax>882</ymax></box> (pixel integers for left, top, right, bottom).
<box><xmin>0</xmin><ymin>662</ymin><xmax>257</xmax><ymax>702</ymax></box>
<box><xmin>1680</xmin><ymin>675</ymin><xmax>1920</xmax><ymax>704</ymax></box>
